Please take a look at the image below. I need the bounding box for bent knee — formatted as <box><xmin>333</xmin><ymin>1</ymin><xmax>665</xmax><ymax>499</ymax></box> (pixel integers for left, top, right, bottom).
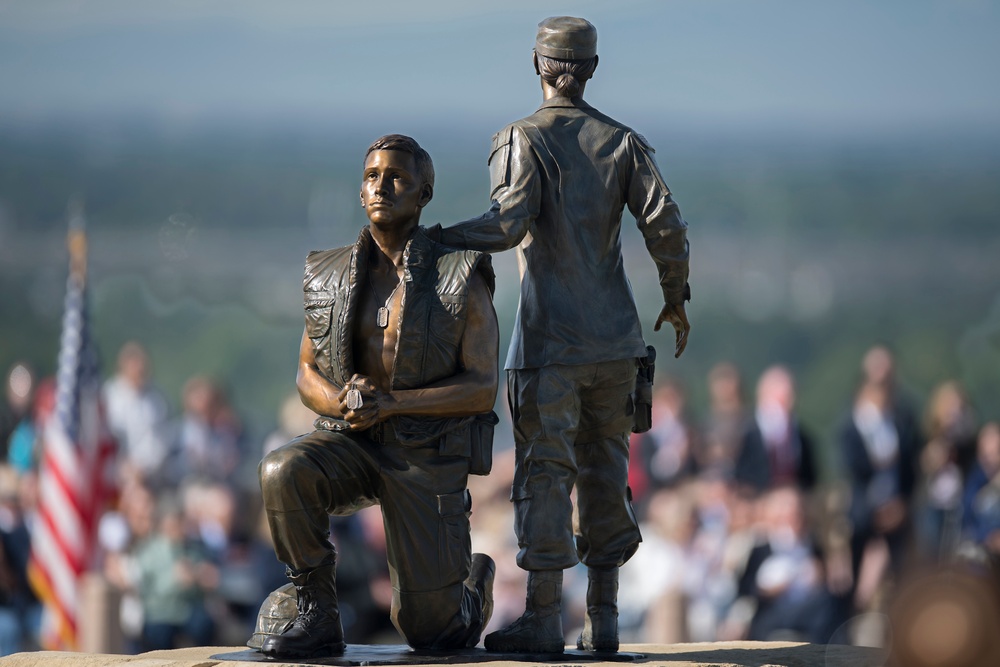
<box><xmin>259</xmin><ymin>446</ymin><xmax>321</xmax><ymax>497</ymax></box>
<box><xmin>394</xmin><ymin>588</ymin><xmax>465</xmax><ymax>648</ymax></box>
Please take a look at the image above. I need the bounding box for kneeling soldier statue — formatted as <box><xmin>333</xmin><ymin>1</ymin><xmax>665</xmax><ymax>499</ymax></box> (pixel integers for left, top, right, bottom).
<box><xmin>253</xmin><ymin>134</ymin><xmax>500</xmax><ymax>658</ymax></box>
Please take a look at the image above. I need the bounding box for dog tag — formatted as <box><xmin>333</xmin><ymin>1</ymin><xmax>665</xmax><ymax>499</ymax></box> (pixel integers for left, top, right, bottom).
<box><xmin>346</xmin><ymin>388</ymin><xmax>363</xmax><ymax>411</ymax></box>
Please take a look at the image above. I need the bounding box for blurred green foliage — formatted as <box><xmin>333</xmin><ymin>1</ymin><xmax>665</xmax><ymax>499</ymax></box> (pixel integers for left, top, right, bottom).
<box><xmin>1</xmin><ymin>121</ymin><xmax>998</xmax><ymax>478</ymax></box>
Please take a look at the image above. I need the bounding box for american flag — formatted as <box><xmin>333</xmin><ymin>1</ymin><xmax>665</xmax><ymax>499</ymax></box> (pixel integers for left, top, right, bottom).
<box><xmin>27</xmin><ymin>214</ymin><xmax>117</xmax><ymax>650</ymax></box>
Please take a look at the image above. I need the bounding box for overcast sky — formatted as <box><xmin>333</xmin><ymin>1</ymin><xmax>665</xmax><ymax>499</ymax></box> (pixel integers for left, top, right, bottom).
<box><xmin>1</xmin><ymin>0</ymin><xmax>998</xmax><ymax>134</ymax></box>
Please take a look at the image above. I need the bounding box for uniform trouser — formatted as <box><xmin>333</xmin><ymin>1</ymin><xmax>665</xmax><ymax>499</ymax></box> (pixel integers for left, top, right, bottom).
<box><xmin>258</xmin><ymin>429</ymin><xmax>485</xmax><ymax>649</ymax></box>
<box><xmin>507</xmin><ymin>359</ymin><xmax>642</xmax><ymax>572</ymax></box>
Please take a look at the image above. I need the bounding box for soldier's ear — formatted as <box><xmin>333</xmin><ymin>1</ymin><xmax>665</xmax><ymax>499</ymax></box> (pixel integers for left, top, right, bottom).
<box><xmin>593</xmin><ymin>54</ymin><xmax>599</xmax><ymax>72</ymax></box>
<box><xmin>359</xmin><ymin>190</ymin><xmax>365</xmax><ymax>208</ymax></box>
<box><xmin>418</xmin><ymin>183</ymin><xmax>433</xmax><ymax>208</ymax></box>
<box><xmin>532</xmin><ymin>51</ymin><xmax>540</xmax><ymax>76</ymax></box>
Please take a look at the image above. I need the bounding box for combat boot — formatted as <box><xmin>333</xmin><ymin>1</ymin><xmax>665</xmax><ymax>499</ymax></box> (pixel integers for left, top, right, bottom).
<box><xmin>577</xmin><ymin>566</ymin><xmax>619</xmax><ymax>652</ymax></box>
<box><xmin>465</xmin><ymin>553</ymin><xmax>496</xmax><ymax>647</ymax></box>
<box><xmin>484</xmin><ymin>570</ymin><xmax>564</xmax><ymax>653</ymax></box>
<box><xmin>260</xmin><ymin>562</ymin><xmax>346</xmax><ymax>658</ymax></box>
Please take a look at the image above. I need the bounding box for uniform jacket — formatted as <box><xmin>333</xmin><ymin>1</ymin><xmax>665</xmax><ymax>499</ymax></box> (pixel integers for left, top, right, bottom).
<box><xmin>438</xmin><ymin>97</ymin><xmax>690</xmax><ymax>370</ymax></box>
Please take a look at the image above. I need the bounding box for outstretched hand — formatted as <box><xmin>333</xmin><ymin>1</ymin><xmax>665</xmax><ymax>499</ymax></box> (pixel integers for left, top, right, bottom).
<box><xmin>654</xmin><ymin>302</ymin><xmax>690</xmax><ymax>358</ymax></box>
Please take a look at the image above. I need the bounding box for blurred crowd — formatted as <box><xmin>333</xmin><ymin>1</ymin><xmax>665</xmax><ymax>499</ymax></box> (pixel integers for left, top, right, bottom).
<box><xmin>0</xmin><ymin>341</ymin><xmax>998</xmax><ymax>654</ymax></box>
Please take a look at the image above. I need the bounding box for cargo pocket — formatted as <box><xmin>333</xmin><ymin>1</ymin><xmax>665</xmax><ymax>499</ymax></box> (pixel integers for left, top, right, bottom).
<box><xmin>469</xmin><ymin>411</ymin><xmax>499</xmax><ymax>476</ymax></box>
<box><xmin>437</xmin><ymin>490</ymin><xmax>472</xmax><ymax>582</ymax></box>
<box><xmin>304</xmin><ymin>292</ymin><xmax>335</xmax><ymax>338</ymax></box>
<box><xmin>488</xmin><ymin>126</ymin><xmax>513</xmax><ymax>198</ymax></box>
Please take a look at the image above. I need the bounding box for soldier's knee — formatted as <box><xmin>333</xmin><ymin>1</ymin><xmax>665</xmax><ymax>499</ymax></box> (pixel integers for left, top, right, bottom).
<box><xmin>396</xmin><ymin>613</ymin><xmax>447</xmax><ymax>648</ymax></box>
<box><xmin>259</xmin><ymin>446</ymin><xmax>318</xmax><ymax>497</ymax></box>
<box><xmin>394</xmin><ymin>590</ymin><xmax>463</xmax><ymax>649</ymax></box>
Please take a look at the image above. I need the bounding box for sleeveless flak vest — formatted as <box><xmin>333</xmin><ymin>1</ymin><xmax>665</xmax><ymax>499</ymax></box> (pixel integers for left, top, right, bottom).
<box><xmin>302</xmin><ymin>227</ymin><xmax>497</xmax><ymax>456</ymax></box>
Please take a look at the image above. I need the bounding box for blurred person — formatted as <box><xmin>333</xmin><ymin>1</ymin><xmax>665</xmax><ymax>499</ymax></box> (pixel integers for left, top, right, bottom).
<box><xmin>923</xmin><ymin>381</ymin><xmax>978</xmax><ymax>473</ymax></box>
<box><xmin>916</xmin><ymin>381</ymin><xmax>978</xmax><ymax>561</ymax></box>
<box><xmin>2</xmin><ymin>364</ymin><xmax>36</xmax><ymax>472</ymax></box>
<box><xmin>699</xmin><ymin>362</ymin><xmax>749</xmax><ymax>475</ymax></box>
<box><xmin>734</xmin><ymin>366</ymin><xmax>817</xmax><ymax>496</ymax></box>
<box><xmin>14</xmin><ymin>379</ymin><xmax>56</xmax><ymax>479</ymax></box>
<box><xmin>620</xmin><ymin>486</ymin><xmax>695</xmax><ymax>643</ymax></box>
<box><xmin>102</xmin><ymin>342</ymin><xmax>170</xmax><ymax>483</ymax></box>
<box><xmin>181</xmin><ymin>480</ymin><xmax>236</xmax><ymax>562</ymax></box>
<box><xmin>629</xmin><ymin>380</ymin><xmax>696</xmax><ymax>518</ymax></box>
<box><xmin>261</xmin><ymin>393</ymin><xmax>317</xmax><ymax>458</ymax></box>
<box><xmin>961</xmin><ymin>422</ymin><xmax>1000</xmax><ymax>555</ymax></box>
<box><xmin>192</xmin><ymin>487</ymin><xmax>287</xmax><ymax>646</ymax></box>
<box><xmin>733</xmin><ymin>486</ymin><xmax>834</xmax><ymax>643</ymax></box>
<box><xmin>683</xmin><ymin>474</ymin><xmax>741</xmax><ymax>642</ymax></box>
<box><xmin>0</xmin><ymin>465</ymin><xmax>40</xmax><ymax>654</ymax></box>
<box><xmin>101</xmin><ymin>479</ymin><xmax>158</xmax><ymax>651</ymax></box>
<box><xmin>167</xmin><ymin>376</ymin><xmax>241</xmax><ymax>485</ymax></box>
<box><xmin>132</xmin><ymin>497</ymin><xmax>216</xmax><ymax>651</ymax></box>
<box><xmin>839</xmin><ymin>379</ymin><xmax>919</xmax><ymax>613</ymax></box>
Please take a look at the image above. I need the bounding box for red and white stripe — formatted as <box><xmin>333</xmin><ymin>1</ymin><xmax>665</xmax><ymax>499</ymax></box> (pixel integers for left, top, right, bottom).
<box><xmin>28</xmin><ymin>223</ymin><xmax>117</xmax><ymax>651</ymax></box>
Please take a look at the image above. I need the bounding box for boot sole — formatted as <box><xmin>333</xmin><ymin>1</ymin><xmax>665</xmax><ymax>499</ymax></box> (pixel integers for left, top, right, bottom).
<box><xmin>261</xmin><ymin>640</ymin><xmax>347</xmax><ymax>658</ymax></box>
<box><xmin>484</xmin><ymin>638</ymin><xmax>564</xmax><ymax>654</ymax></box>
<box><xmin>577</xmin><ymin>639</ymin><xmax>619</xmax><ymax>652</ymax></box>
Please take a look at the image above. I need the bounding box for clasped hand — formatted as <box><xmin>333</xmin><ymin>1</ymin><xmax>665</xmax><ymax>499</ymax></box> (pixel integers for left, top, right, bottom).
<box><xmin>336</xmin><ymin>374</ymin><xmax>394</xmax><ymax>430</ymax></box>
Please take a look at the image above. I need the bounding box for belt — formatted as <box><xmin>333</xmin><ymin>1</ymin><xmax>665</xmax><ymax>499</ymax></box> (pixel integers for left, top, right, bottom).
<box><xmin>312</xmin><ymin>416</ymin><xmax>398</xmax><ymax>445</ymax></box>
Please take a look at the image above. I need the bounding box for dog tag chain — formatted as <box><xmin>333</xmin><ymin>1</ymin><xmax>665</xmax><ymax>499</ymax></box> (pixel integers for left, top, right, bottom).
<box><xmin>369</xmin><ymin>266</ymin><xmax>401</xmax><ymax>329</ymax></box>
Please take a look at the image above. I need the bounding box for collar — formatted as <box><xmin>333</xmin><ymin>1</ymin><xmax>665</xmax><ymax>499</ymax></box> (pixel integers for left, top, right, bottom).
<box><xmin>353</xmin><ymin>226</ymin><xmax>432</xmax><ymax>281</ymax></box>
<box><xmin>537</xmin><ymin>96</ymin><xmax>595</xmax><ymax>111</ymax></box>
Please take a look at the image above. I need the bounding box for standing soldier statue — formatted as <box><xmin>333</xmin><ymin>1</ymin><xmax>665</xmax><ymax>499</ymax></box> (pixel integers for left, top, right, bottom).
<box><xmin>434</xmin><ymin>16</ymin><xmax>691</xmax><ymax>654</ymax></box>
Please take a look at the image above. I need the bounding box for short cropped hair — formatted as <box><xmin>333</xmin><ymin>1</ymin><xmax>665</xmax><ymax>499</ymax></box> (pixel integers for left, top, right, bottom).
<box><xmin>364</xmin><ymin>134</ymin><xmax>435</xmax><ymax>189</ymax></box>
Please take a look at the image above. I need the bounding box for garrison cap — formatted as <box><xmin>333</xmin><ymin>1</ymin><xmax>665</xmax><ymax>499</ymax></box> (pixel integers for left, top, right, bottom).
<box><xmin>534</xmin><ymin>16</ymin><xmax>597</xmax><ymax>60</ymax></box>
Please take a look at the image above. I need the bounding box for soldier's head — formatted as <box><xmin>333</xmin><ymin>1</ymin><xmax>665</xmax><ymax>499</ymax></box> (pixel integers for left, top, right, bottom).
<box><xmin>361</xmin><ymin>134</ymin><xmax>434</xmax><ymax>230</ymax></box>
<box><xmin>533</xmin><ymin>16</ymin><xmax>599</xmax><ymax>99</ymax></box>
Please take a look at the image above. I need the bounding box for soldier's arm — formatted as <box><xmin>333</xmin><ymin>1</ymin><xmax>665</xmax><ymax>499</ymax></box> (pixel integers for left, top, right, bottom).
<box><xmin>295</xmin><ymin>328</ymin><xmax>347</xmax><ymax>418</ymax></box>
<box><xmin>626</xmin><ymin>132</ymin><xmax>692</xmax><ymax>357</ymax></box>
<box><xmin>435</xmin><ymin>127</ymin><xmax>541</xmax><ymax>251</ymax></box>
<box><xmin>340</xmin><ymin>271</ymin><xmax>499</xmax><ymax>429</ymax></box>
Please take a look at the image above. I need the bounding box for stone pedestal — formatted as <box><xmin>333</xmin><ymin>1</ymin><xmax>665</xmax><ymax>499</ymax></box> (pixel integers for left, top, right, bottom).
<box><xmin>0</xmin><ymin>642</ymin><xmax>888</xmax><ymax>667</ymax></box>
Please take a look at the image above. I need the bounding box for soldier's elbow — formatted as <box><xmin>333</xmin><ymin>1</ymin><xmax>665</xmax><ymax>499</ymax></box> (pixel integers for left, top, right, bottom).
<box><xmin>477</xmin><ymin>376</ymin><xmax>500</xmax><ymax>413</ymax></box>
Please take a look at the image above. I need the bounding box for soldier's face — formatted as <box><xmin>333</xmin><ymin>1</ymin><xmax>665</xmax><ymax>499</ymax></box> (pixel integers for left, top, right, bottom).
<box><xmin>360</xmin><ymin>150</ymin><xmax>431</xmax><ymax>228</ymax></box>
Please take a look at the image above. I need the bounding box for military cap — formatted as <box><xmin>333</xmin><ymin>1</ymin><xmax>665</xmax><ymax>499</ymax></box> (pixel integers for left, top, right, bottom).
<box><xmin>534</xmin><ymin>16</ymin><xmax>597</xmax><ymax>60</ymax></box>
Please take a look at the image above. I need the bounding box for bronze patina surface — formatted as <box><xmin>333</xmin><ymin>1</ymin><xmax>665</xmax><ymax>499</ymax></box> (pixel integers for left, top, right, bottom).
<box><xmin>253</xmin><ymin>135</ymin><xmax>500</xmax><ymax>660</ymax></box>
<box><xmin>433</xmin><ymin>16</ymin><xmax>692</xmax><ymax>654</ymax></box>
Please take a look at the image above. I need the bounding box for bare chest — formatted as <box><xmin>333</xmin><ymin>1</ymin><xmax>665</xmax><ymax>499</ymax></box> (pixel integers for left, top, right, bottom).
<box><xmin>352</xmin><ymin>272</ymin><xmax>404</xmax><ymax>390</ymax></box>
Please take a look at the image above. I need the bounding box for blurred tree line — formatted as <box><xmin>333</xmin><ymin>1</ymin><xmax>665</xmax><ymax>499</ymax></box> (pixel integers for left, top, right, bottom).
<box><xmin>1</xmin><ymin>119</ymin><xmax>998</xmax><ymax>477</ymax></box>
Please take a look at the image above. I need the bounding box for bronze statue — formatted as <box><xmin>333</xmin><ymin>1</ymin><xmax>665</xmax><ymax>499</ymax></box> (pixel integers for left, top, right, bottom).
<box><xmin>254</xmin><ymin>134</ymin><xmax>500</xmax><ymax>658</ymax></box>
<box><xmin>433</xmin><ymin>16</ymin><xmax>691</xmax><ymax>654</ymax></box>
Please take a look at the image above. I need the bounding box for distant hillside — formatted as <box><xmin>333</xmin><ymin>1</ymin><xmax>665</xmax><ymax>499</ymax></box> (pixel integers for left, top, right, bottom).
<box><xmin>2</xmin><ymin>120</ymin><xmax>998</xmax><ymax>476</ymax></box>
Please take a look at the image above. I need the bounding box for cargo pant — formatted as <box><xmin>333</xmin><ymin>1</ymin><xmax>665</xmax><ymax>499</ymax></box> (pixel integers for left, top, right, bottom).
<box><xmin>507</xmin><ymin>359</ymin><xmax>642</xmax><ymax>572</ymax></box>
<box><xmin>259</xmin><ymin>427</ymin><xmax>486</xmax><ymax>649</ymax></box>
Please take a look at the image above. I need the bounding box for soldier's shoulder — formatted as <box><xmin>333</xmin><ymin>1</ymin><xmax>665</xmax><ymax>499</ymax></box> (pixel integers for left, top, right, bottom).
<box><xmin>628</xmin><ymin>131</ymin><xmax>655</xmax><ymax>153</ymax></box>
<box><xmin>304</xmin><ymin>245</ymin><xmax>352</xmax><ymax>286</ymax></box>
<box><xmin>431</xmin><ymin>243</ymin><xmax>496</xmax><ymax>297</ymax></box>
<box><xmin>429</xmin><ymin>240</ymin><xmax>485</xmax><ymax>267</ymax></box>
<box><xmin>581</xmin><ymin>106</ymin><xmax>655</xmax><ymax>150</ymax></box>
<box><xmin>306</xmin><ymin>244</ymin><xmax>352</xmax><ymax>267</ymax></box>
<box><xmin>491</xmin><ymin>119</ymin><xmax>531</xmax><ymax>152</ymax></box>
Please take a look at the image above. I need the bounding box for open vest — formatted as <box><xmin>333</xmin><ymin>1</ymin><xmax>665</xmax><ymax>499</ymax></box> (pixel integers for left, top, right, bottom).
<box><xmin>302</xmin><ymin>227</ymin><xmax>497</xmax><ymax>451</ymax></box>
